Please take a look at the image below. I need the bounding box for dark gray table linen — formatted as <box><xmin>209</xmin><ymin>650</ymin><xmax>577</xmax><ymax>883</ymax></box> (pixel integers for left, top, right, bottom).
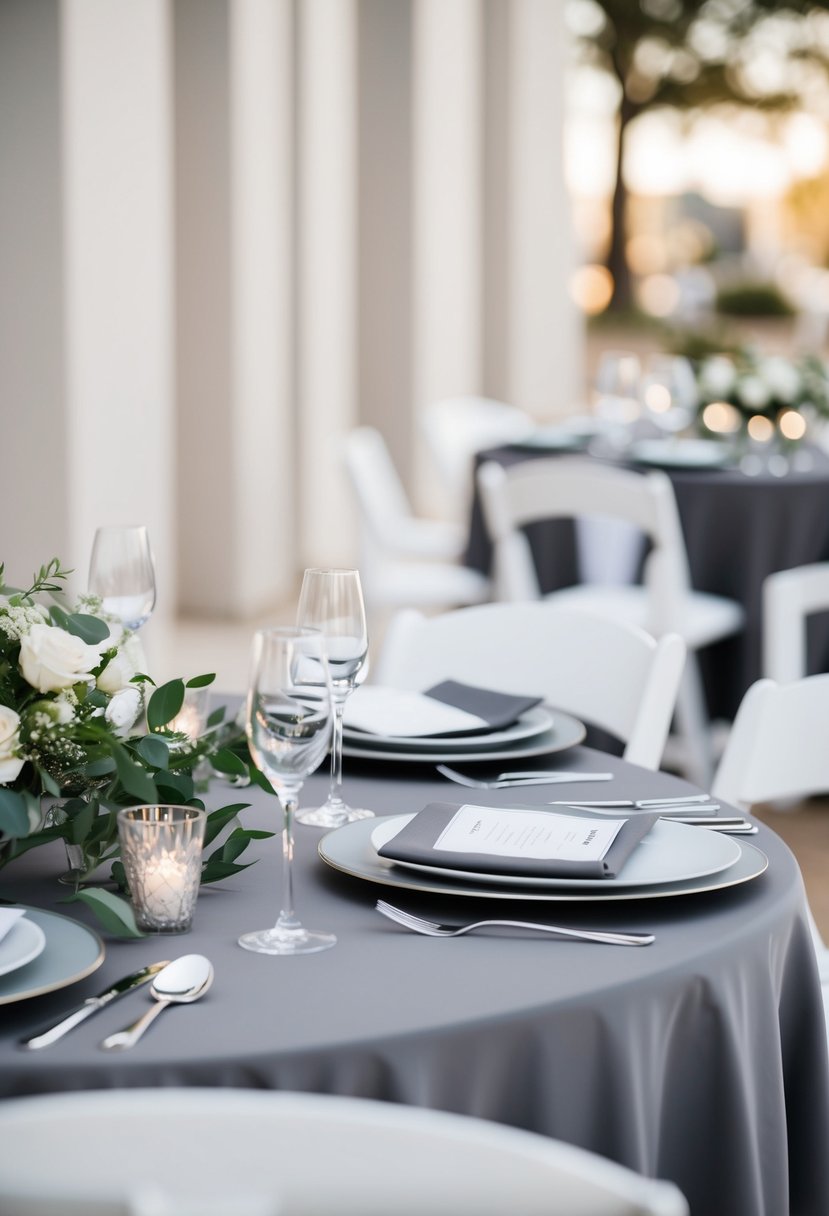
<box><xmin>1</xmin><ymin>749</ymin><xmax>827</xmax><ymax>1216</ymax></box>
<box><xmin>464</xmin><ymin>445</ymin><xmax>829</xmax><ymax>719</ymax></box>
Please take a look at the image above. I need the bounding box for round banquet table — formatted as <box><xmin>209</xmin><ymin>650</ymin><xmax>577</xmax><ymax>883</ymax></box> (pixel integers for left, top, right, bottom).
<box><xmin>1</xmin><ymin>749</ymin><xmax>828</xmax><ymax>1216</ymax></box>
<box><xmin>464</xmin><ymin>443</ymin><xmax>829</xmax><ymax>720</ymax></box>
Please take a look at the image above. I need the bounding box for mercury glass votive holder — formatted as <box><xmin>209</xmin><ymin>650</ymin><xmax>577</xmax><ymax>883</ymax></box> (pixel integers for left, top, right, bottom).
<box><xmin>117</xmin><ymin>805</ymin><xmax>206</xmax><ymax>933</ymax></box>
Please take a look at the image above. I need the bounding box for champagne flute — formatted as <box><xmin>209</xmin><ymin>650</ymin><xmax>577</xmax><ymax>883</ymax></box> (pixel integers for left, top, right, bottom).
<box><xmin>593</xmin><ymin>351</ymin><xmax>641</xmax><ymax>452</ymax></box>
<box><xmin>88</xmin><ymin>525</ymin><xmax>156</xmax><ymax>631</ymax></box>
<box><xmin>239</xmin><ymin>627</ymin><xmax>336</xmax><ymax>955</ymax></box>
<box><xmin>295</xmin><ymin>568</ymin><xmax>373</xmax><ymax>827</ymax></box>
<box><xmin>640</xmin><ymin>354</ymin><xmax>697</xmax><ymax>437</ymax></box>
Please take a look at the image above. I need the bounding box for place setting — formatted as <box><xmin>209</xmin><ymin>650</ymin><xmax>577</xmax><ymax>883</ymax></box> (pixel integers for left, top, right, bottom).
<box><xmin>318</xmin><ymin>794</ymin><xmax>770</xmax><ymax>906</ymax></box>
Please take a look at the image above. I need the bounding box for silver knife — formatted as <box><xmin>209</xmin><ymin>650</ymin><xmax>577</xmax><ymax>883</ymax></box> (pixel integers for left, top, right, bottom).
<box><xmin>19</xmin><ymin>960</ymin><xmax>171</xmax><ymax>1050</ymax></box>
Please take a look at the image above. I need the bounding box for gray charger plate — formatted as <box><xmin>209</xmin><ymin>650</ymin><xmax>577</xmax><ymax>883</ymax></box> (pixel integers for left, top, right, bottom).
<box><xmin>319</xmin><ymin>815</ymin><xmax>768</xmax><ymax>902</ymax></box>
<box><xmin>343</xmin><ymin>710</ymin><xmax>585</xmax><ymax>765</ymax></box>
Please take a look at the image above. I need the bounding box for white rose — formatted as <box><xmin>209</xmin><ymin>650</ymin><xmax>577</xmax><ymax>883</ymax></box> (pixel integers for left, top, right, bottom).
<box><xmin>737</xmin><ymin>375</ymin><xmax>771</xmax><ymax>410</ymax></box>
<box><xmin>105</xmin><ymin>686</ymin><xmax>143</xmax><ymax>734</ymax></box>
<box><xmin>97</xmin><ymin>649</ymin><xmax>136</xmax><ymax>694</ymax></box>
<box><xmin>0</xmin><ymin>706</ymin><xmax>24</xmax><ymax>784</ymax></box>
<box><xmin>19</xmin><ymin>623</ymin><xmax>99</xmax><ymax>694</ymax></box>
<box><xmin>700</xmin><ymin>356</ymin><xmax>736</xmax><ymax>398</ymax></box>
<box><xmin>760</xmin><ymin>356</ymin><xmax>800</xmax><ymax>403</ymax></box>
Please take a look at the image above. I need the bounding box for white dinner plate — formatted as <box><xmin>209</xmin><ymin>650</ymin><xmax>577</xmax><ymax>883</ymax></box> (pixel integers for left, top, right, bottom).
<box><xmin>627</xmin><ymin>438</ymin><xmax>735</xmax><ymax>469</ymax></box>
<box><xmin>342</xmin><ymin>711</ymin><xmax>585</xmax><ymax>765</ymax></box>
<box><xmin>318</xmin><ymin>815</ymin><xmax>768</xmax><ymax>902</ymax></box>
<box><xmin>0</xmin><ymin>916</ymin><xmax>46</xmax><ymax>978</ymax></box>
<box><xmin>343</xmin><ymin>706</ymin><xmax>554</xmax><ymax>754</ymax></box>
<box><xmin>513</xmin><ymin>428</ymin><xmax>592</xmax><ymax>453</ymax></box>
<box><xmin>370</xmin><ymin>813</ymin><xmax>740</xmax><ymax>890</ymax></box>
<box><xmin>0</xmin><ymin>907</ymin><xmax>104</xmax><ymax>1005</ymax></box>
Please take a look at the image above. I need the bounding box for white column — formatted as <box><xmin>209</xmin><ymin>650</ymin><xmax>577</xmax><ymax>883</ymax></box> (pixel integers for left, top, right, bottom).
<box><xmin>412</xmin><ymin>0</ymin><xmax>484</xmax><ymax>415</ymax></box>
<box><xmin>0</xmin><ymin>0</ymin><xmax>174</xmax><ymax>606</ymax></box>
<box><xmin>505</xmin><ymin>0</ymin><xmax>583</xmax><ymax>416</ymax></box>
<box><xmin>297</xmin><ymin>0</ymin><xmax>358</xmax><ymax>569</ymax></box>
<box><xmin>175</xmin><ymin>0</ymin><xmax>295</xmax><ymax>618</ymax></box>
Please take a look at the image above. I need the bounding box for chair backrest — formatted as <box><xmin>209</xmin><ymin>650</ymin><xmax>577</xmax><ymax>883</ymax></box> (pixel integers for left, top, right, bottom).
<box><xmin>477</xmin><ymin>457</ymin><xmax>692</xmax><ymax>631</ymax></box>
<box><xmin>712</xmin><ymin>674</ymin><xmax>829</xmax><ymax>809</ymax></box>
<box><xmin>763</xmin><ymin>562</ymin><xmax>829</xmax><ymax>683</ymax></box>
<box><xmin>422</xmin><ymin>395</ymin><xmax>533</xmax><ymax>500</ymax></box>
<box><xmin>0</xmin><ymin>1088</ymin><xmax>688</xmax><ymax>1216</ymax></box>
<box><xmin>376</xmin><ymin>601</ymin><xmax>686</xmax><ymax>770</ymax></box>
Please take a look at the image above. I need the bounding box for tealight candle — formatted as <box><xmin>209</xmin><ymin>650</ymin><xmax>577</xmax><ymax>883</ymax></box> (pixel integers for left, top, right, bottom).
<box><xmin>168</xmin><ymin>686</ymin><xmax>211</xmax><ymax>742</ymax></box>
<box><xmin>117</xmin><ymin>805</ymin><xmax>206</xmax><ymax>933</ymax></box>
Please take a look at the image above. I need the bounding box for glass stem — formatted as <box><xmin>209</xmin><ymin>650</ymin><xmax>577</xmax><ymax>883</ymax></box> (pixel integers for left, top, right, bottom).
<box><xmin>276</xmin><ymin>792</ymin><xmax>301</xmax><ymax>932</ymax></box>
<box><xmin>326</xmin><ymin>696</ymin><xmax>347</xmax><ymax>809</ymax></box>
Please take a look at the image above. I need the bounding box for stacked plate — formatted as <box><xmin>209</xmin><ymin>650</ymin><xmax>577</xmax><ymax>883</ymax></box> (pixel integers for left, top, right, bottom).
<box><xmin>342</xmin><ymin>685</ymin><xmax>585</xmax><ymax>765</ymax></box>
<box><xmin>0</xmin><ymin>907</ymin><xmax>103</xmax><ymax>1005</ymax></box>
<box><xmin>626</xmin><ymin>438</ymin><xmax>736</xmax><ymax>470</ymax></box>
<box><xmin>319</xmin><ymin>812</ymin><xmax>769</xmax><ymax>903</ymax></box>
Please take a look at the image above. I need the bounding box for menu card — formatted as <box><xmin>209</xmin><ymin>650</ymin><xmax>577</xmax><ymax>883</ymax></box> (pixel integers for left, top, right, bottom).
<box><xmin>377</xmin><ymin>802</ymin><xmax>660</xmax><ymax>879</ymax></box>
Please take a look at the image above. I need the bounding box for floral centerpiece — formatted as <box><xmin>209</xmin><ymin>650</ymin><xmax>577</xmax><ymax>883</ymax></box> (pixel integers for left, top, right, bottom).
<box><xmin>0</xmin><ymin>559</ymin><xmax>267</xmax><ymax>936</ymax></box>
<box><xmin>693</xmin><ymin>349</ymin><xmax>829</xmax><ymax>445</ymax></box>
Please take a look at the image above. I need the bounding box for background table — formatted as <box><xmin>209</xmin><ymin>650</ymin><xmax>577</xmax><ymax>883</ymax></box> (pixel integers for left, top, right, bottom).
<box><xmin>464</xmin><ymin>444</ymin><xmax>829</xmax><ymax>719</ymax></box>
<box><xmin>1</xmin><ymin>749</ymin><xmax>827</xmax><ymax>1216</ymax></box>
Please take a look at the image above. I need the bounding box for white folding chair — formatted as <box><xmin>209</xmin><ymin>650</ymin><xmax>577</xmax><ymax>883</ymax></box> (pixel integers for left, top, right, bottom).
<box><xmin>763</xmin><ymin>562</ymin><xmax>829</xmax><ymax>683</ymax></box>
<box><xmin>343</xmin><ymin>426</ymin><xmax>489</xmax><ymax>614</ymax></box>
<box><xmin>0</xmin><ymin>1088</ymin><xmax>688</xmax><ymax>1216</ymax></box>
<box><xmin>376</xmin><ymin>602</ymin><xmax>686</xmax><ymax>771</ymax></box>
<box><xmin>712</xmin><ymin>674</ymin><xmax>829</xmax><ymax>1025</ymax></box>
<box><xmin>421</xmin><ymin>395</ymin><xmax>534</xmax><ymax>520</ymax></box>
<box><xmin>477</xmin><ymin>456</ymin><xmax>744</xmax><ymax>786</ymax></box>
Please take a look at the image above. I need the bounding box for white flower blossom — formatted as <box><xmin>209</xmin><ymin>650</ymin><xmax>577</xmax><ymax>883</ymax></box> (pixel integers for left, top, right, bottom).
<box><xmin>105</xmin><ymin>686</ymin><xmax>143</xmax><ymax>735</ymax></box>
<box><xmin>0</xmin><ymin>706</ymin><xmax>23</xmax><ymax>784</ymax></box>
<box><xmin>699</xmin><ymin>356</ymin><xmax>736</xmax><ymax>398</ymax></box>
<box><xmin>736</xmin><ymin>375</ymin><xmax>770</xmax><ymax>410</ymax></box>
<box><xmin>18</xmin><ymin>623</ymin><xmax>99</xmax><ymax>693</ymax></box>
<box><xmin>760</xmin><ymin>356</ymin><xmax>801</xmax><ymax>403</ymax></box>
<box><xmin>0</xmin><ymin>599</ymin><xmax>49</xmax><ymax>642</ymax></box>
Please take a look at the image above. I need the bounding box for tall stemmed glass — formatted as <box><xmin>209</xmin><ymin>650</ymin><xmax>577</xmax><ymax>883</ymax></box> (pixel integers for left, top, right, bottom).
<box><xmin>239</xmin><ymin>627</ymin><xmax>336</xmax><ymax>955</ymax></box>
<box><xmin>88</xmin><ymin>525</ymin><xmax>156</xmax><ymax>631</ymax></box>
<box><xmin>295</xmin><ymin>568</ymin><xmax>372</xmax><ymax>828</ymax></box>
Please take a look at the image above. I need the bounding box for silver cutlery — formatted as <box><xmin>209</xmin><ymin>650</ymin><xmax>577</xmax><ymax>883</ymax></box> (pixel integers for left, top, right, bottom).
<box><xmin>19</xmin><ymin>960</ymin><xmax>171</xmax><ymax>1050</ymax></box>
<box><xmin>100</xmin><ymin>954</ymin><xmax>214</xmax><ymax>1051</ymax></box>
<box><xmin>376</xmin><ymin>900</ymin><xmax>654</xmax><ymax>946</ymax></box>
<box><xmin>437</xmin><ymin>765</ymin><xmax>614</xmax><ymax>790</ymax></box>
<box><xmin>549</xmin><ymin>794</ymin><xmax>715</xmax><ymax>809</ymax></box>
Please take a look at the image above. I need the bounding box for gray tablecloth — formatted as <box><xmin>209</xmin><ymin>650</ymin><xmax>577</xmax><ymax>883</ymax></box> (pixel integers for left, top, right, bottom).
<box><xmin>464</xmin><ymin>445</ymin><xmax>829</xmax><ymax>719</ymax></box>
<box><xmin>1</xmin><ymin>751</ymin><xmax>828</xmax><ymax>1216</ymax></box>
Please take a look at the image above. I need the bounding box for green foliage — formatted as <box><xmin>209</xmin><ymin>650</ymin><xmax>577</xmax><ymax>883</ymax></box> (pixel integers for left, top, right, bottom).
<box><xmin>0</xmin><ymin>558</ymin><xmax>271</xmax><ymax>937</ymax></box>
<box><xmin>714</xmin><ymin>283</ymin><xmax>795</xmax><ymax>317</ymax></box>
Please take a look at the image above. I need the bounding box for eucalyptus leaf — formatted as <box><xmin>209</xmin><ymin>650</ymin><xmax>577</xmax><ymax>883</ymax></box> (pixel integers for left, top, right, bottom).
<box><xmin>135</xmin><ymin>734</ymin><xmax>170</xmax><ymax>769</ymax></box>
<box><xmin>203</xmin><ymin>803</ymin><xmax>251</xmax><ymax>847</ymax></box>
<box><xmin>0</xmin><ymin>790</ymin><xmax>30</xmax><ymax>838</ymax></box>
<box><xmin>210</xmin><ymin>748</ymin><xmax>249</xmax><ymax>778</ymax></box>
<box><xmin>64</xmin><ymin>888</ymin><xmax>145</xmax><ymax>938</ymax></box>
<box><xmin>70</xmin><ymin>799</ymin><xmax>96</xmax><ymax>845</ymax></box>
<box><xmin>186</xmin><ymin>673</ymin><xmax>216</xmax><ymax>689</ymax></box>
<box><xmin>65</xmin><ymin>612</ymin><xmax>111</xmax><ymax>645</ymax></box>
<box><xmin>200</xmin><ymin>857</ymin><xmax>254</xmax><ymax>884</ymax></box>
<box><xmin>155</xmin><ymin>771</ymin><xmax>195</xmax><ymax>802</ymax></box>
<box><xmin>147</xmin><ymin>679</ymin><xmax>185</xmax><ymax>729</ymax></box>
<box><xmin>112</xmin><ymin>746</ymin><xmax>158</xmax><ymax>803</ymax></box>
<box><xmin>207</xmin><ymin>706</ymin><xmax>227</xmax><ymax>728</ymax></box>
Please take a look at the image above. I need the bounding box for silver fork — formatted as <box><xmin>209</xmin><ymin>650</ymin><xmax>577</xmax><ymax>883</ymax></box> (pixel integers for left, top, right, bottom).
<box><xmin>375</xmin><ymin>899</ymin><xmax>654</xmax><ymax>946</ymax></box>
<box><xmin>437</xmin><ymin>765</ymin><xmax>614</xmax><ymax>789</ymax></box>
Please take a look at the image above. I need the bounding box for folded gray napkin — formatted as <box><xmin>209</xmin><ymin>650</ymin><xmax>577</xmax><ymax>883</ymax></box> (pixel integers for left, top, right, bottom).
<box><xmin>423</xmin><ymin>680</ymin><xmax>543</xmax><ymax>735</ymax></box>
<box><xmin>376</xmin><ymin>802</ymin><xmax>660</xmax><ymax>879</ymax></box>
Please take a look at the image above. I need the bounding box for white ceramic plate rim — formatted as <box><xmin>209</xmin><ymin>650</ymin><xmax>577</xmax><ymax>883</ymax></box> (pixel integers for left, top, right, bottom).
<box><xmin>0</xmin><ymin>907</ymin><xmax>104</xmax><ymax>1005</ymax></box>
<box><xmin>628</xmin><ymin>438</ymin><xmax>734</xmax><ymax>469</ymax></box>
<box><xmin>343</xmin><ymin>705</ymin><xmax>553</xmax><ymax>753</ymax></box>
<box><xmin>319</xmin><ymin>816</ymin><xmax>768</xmax><ymax>903</ymax></box>
<box><xmin>343</xmin><ymin>712</ymin><xmax>585</xmax><ymax>765</ymax></box>
<box><xmin>0</xmin><ymin>916</ymin><xmax>47</xmax><ymax>978</ymax></box>
<box><xmin>370</xmin><ymin>813</ymin><xmax>741</xmax><ymax>890</ymax></box>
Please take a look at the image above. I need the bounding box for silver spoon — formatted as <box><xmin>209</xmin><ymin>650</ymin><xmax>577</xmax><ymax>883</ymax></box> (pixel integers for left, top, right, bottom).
<box><xmin>100</xmin><ymin>954</ymin><xmax>214</xmax><ymax>1051</ymax></box>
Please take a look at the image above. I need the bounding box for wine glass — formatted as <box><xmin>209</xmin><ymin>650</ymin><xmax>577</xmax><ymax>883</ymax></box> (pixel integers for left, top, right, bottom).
<box><xmin>295</xmin><ymin>568</ymin><xmax>372</xmax><ymax>827</ymax></box>
<box><xmin>239</xmin><ymin>626</ymin><xmax>336</xmax><ymax>955</ymax></box>
<box><xmin>640</xmin><ymin>354</ymin><xmax>697</xmax><ymax>437</ymax></box>
<box><xmin>593</xmin><ymin>351</ymin><xmax>641</xmax><ymax>451</ymax></box>
<box><xmin>88</xmin><ymin>525</ymin><xmax>156</xmax><ymax>631</ymax></box>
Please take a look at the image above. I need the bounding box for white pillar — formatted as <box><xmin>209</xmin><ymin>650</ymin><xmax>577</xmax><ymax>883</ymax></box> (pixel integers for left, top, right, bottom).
<box><xmin>412</xmin><ymin>0</ymin><xmax>484</xmax><ymax>415</ymax></box>
<box><xmin>0</xmin><ymin>0</ymin><xmax>174</xmax><ymax>607</ymax></box>
<box><xmin>174</xmin><ymin>0</ymin><xmax>295</xmax><ymax>618</ymax></box>
<box><xmin>505</xmin><ymin>0</ymin><xmax>583</xmax><ymax>416</ymax></box>
<box><xmin>297</xmin><ymin>0</ymin><xmax>358</xmax><ymax>569</ymax></box>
